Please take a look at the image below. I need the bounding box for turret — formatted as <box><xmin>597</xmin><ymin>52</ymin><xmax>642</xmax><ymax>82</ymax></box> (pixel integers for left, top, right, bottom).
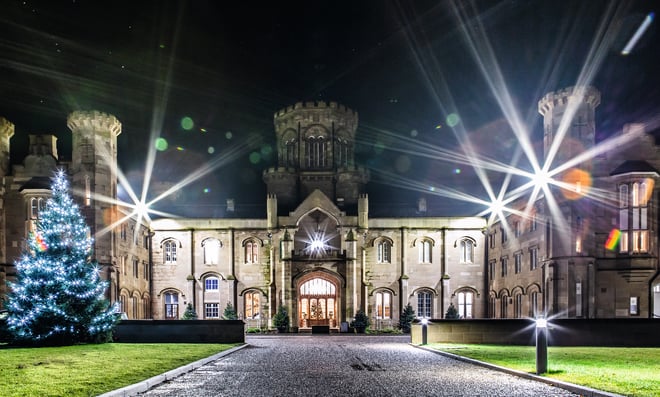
<box><xmin>67</xmin><ymin>111</ymin><xmax>121</xmax><ymax>264</ymax></box>
<box><xmin>0</xmin><ymin>117</ymin><xmax>15</xmax><ymax>177</ymax></box>
<box><xmin>538</xmin><ymin>86</ymin><xmax>600</xmax><ymax>169</ymax></box>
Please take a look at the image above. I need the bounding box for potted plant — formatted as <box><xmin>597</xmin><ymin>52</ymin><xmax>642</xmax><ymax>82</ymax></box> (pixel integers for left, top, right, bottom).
<box><xmin>350</xmin><ymin>310</ymin><xmax>370</xmax><ymax>333</ymax></box>
<box><xmin>273</xmin><ymin>305</ymin><xmax>289</xmax><ymax>333</ymax></box>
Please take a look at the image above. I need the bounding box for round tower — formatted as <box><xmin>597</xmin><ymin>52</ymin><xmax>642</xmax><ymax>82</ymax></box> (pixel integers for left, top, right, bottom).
<box><xmin>263</xmin><ymin>101</ymin><xmax>369</xmax><ymax>209</ymax></box>
<box><xmin>538</xmin><ymin>86</ymin><xmax>601</xmax><ymax>169</ymax></box>
<box><xmin>0</xmin><ymin>117</ymin><xmax>15</xmax><ymax>177</ymax></box>
<box><xmin>67</xmin><ymin>111</ymin><xmax>122</xmax><ymax>265</ymax></box>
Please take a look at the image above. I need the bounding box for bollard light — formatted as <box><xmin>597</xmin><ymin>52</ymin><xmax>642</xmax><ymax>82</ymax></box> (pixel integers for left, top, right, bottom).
<box><xmin>421</xmin><ymin>318</ymin><xmax>429</xmax><ymax>345</ymax></box>
<box><xmin>535</xmin><ymin>317</ymin><xmax>548</xmax><ymax>374</ymax></box>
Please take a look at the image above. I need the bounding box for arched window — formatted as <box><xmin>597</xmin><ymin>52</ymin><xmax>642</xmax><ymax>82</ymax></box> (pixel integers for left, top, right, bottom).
<box><xmin>29</xmin><ymin>197</ymin><xmax>45</xmax><ymax>219</ymax></box>
<box><xmin>205</xmin><ymin>276</ymin><xmax>219</xmax><ymax>291</ymax></box>
<box><xmin>619</xmin><ymin>184</ymin><xmax>629</xmax><ymax>208</ymax></box>
<box><xmin>164</xmin><ymin>240</ymin><xmax>177</xmax><ymax>263</ymax></box>
<box><xmin>375</xmin><ymin>291</ymin><xmax>392</xmax><ymax>319</ymax></box>
<box><xmin>306</xmin><ymin>136</ymin><xmax>327</xmax><ymax>168</ymax></box>
<box><xmin>529</xmin><ymin>291</ymin><xmax>540</xmax><ymax>317</ymax></box>
<box><xmin>245</xmin><ymin>291</ymin><xmax>261</xmax><ymax>319</ymax></box>
<box><xmin>164</xmin><ymin>291</ymin><xmax>179</xmax><ymax>319</ymax></box>
<box><xmin>377</xmin><ymin>240</ymin><xmax>391</xmax><ymax>263</ymax></box>
<box><xmin>245</xmin><ymin>240</ymin><xmax>258</xmax><ymax>264</ymax></box>
<box><xmin>500</xmin><ymin>297</ymin><xmax>508</xmax><ymax>319</ymax></box>
<box><xmin>419</xmin><ymin>240</ymin><xmax>432</xmax><ymax>263</ymax></box>
<box><xmin>459</xmin><ymin>239</ymin><xmax>474</xmax><ymax>263</ymax></box>
<box><xmin>513</xmin><ymin>293</ymin><xmax>523</xmax><ymax>318</ymax></box>
<box><xmin>417</xmin><ymin>290</ymin><xmax>433</xmax><ymax>318</ymax></box>
<box><xmin>457</xmin><ymin>291</ymin><xmax>473</xmax><ymax>319</ymax></box>
<box><xmin>203</xmin><ymin>238</ymin><xmax>221</xmax><ymax>265</ymax></box>
<box><xmin>284</xmin><ymin>137</ymin><xmax>297</xmax><ymax>167</ymax></box>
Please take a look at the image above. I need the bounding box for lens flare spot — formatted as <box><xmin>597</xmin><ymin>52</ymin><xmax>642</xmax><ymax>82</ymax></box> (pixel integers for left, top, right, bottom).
<box><xmin>261</xmin><ymin>144</ymin><xmax>273</xmax><ymax>156</ymax></box>
<box><xmin>249</xmin><ymin>152</ymin><xmax>261</xmax><ymax>164</ymax></box>
<box><xmin>155</xmin><ymin>138</ymin><xmax>168</xmax><ymax>151</ymax></box>
<box><xmin>203</xmin><ymin>188</ymin><xmax>210</xmax><ymax>194</ymax></box>
<box><xmin>454</xmin><ymin>168</ymin><xmax>461</xmax><ymax>174</ymax></box>
<box><xmin>446</xmin><ymin>113</ymin><xmax>460</xmax><ymax>127</ymax></box>
<box><xmin>435</xmin><ymin>124</ymin><xmax>442</xmax><ymax>130</ymax></box>
<box><xmin>561</xmin><ymin>168</ymin><xmax>592</xmax><ymax>200</ymax></box>
<box><xmin>225</xmin><ymin>131</ymin><xmax>233</xmax><ymax>140</ymax></box>
<box><xmin>200</xmin><ymin>128</ymin><xmax>207</xmax><ymax>133</ymax></box>
<box><xmin>181</xmin><ymin>117</ymin><xmax>194</xmax><ymax>130</ymax></box>
<box><xmin>373</xmin><ymin>141</ymin><xmax>385</xmax><ymax>154</ymax></box>
<box><xmin>207</xmin><ymin>146</ymin><xmax>215</xmax><ymax>154</ymax></box>
<box><xmin>176</xmin><ymin>146</ymin><xmax>185</xmax><ymax>151</ymax></box>
<box><xmin>410</xmin><ymin>129</ymin><xmax>418</xmax><ymax>137</ymax></box>
<box><xmin>395</xmin><ymin>155</ymin><xmax>411</xmax><ymax>173</ymax></box>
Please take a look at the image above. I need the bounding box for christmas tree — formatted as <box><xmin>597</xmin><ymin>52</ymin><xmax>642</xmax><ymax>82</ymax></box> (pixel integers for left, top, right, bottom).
<box><xmin>182</xmin><ymin>303</ymin><xmax>198</xmax><ymax>319</ymax></box>
<box><xmin>6</xmin><ymin>170</ymin><xmax>117</xmax><ymax>345</ymax></box>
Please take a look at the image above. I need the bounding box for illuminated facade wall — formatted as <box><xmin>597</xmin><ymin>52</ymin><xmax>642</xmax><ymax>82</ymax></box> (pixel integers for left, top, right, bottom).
<box><xmin>487</xmin><ymin>86</ymin><xmax>660</xmax><ymax>319</ymax></box>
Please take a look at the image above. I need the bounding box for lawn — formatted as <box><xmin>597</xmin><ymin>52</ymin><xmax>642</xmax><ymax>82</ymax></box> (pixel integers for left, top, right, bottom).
<box><xmin>0</xmin><ymin>343</ymin><xmax>239</xmax><ymax>397</ymax></box>
<box><xmin>428</xmin><ymin>344</ymin><xmax>660</xmax><ymax>397</ymax></box>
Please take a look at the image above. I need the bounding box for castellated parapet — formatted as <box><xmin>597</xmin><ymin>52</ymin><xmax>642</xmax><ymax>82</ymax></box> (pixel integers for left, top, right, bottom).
<box><xmin>0</xmin><ymin>117</ymin><xmax>15</xmax><ymax>176</ymax></box>
<box><xmin>537</xmin><ymin>86</ymin><xmax>601</xmax><ymax>117</ymax></box>
<box><xmin>273</xmin><ymin>101</ymin><xmax>358</xmax><ymax>138</ymax></box>
<box><xmin>67</xmin><ymin>111</ymin><xmax>122</xmax><ymax>138</ymax></box>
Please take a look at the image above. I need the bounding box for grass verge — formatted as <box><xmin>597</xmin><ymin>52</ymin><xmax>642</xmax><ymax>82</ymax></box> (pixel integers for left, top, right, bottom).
<box><xmin>428</xmin><ymin>344</ymin><xmax>660</xmax><ymax>397</ymax></box>
<box><xmin>0</xmin><ymin>342</ymin><xmax>239</xmax><ymax>397</ymax></box>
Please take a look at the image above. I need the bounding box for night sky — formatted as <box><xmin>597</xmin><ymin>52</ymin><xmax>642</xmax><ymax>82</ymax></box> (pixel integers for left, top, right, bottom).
<box><xmin>1</xmin><ymin>1</ymin><xmax>658</xmax><ymax>218</ymax></box>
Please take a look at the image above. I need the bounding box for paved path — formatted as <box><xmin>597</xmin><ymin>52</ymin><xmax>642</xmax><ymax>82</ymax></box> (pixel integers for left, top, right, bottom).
<box><xmin>140</xmin><ymin>335</ymin><xmax>579</xmax><ymax>397</ymax></box>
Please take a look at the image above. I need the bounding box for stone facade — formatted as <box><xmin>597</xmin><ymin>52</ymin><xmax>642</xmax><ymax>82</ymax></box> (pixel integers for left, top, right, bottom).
<box><xmin>487</xmin><ymin>86</ymin><xmax>660</xmax><ymax>319</ymax></box>
<box><xmin>2</xmin><ymin>88</ymin><xmax>658</xmax><ymax>329</ymax></box>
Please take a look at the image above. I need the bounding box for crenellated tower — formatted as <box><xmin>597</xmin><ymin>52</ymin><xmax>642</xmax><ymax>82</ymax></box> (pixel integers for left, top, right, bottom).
<box><xmin>263</xmin><ymin>101</ymin><xmax>370</xmax><ymax>210</ymax></box>
<box><xmin>67</xmin><ymin>111</ymin><xmax>121</xmax><ymax>268</ymax></box>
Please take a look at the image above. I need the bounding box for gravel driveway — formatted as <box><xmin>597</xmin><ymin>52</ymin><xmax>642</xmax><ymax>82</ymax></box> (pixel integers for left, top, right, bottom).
<box><xmin>139</xmin><ymin>335</ymin><xmax>579</xmax><ymax>397</ymax></box>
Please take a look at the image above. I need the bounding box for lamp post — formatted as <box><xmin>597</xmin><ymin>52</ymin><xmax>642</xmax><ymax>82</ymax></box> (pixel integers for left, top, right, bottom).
<box><xmin>535</xmin><ymin>318</ymin><xmax>548</xmax><ymax>374</ymax></box>
<box><xmin>421</xmin><ymin>318</ymin><xmax>428</xmax><ymax>345</ymax></box>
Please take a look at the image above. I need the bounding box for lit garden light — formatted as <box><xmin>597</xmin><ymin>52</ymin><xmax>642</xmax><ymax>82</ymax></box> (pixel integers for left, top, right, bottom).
<box><xmin>421</xmin><ymin>317</ymin><xmax>429</xmax><ymax>345</ymax></box>
<box><xmin>535</xmin><ymin>317</ymin><xmax>548</xmax><ymax>374</ymax></box>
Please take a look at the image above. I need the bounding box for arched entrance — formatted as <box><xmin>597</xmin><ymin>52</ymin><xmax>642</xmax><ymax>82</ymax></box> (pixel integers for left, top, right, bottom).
<box><xmin>297</xmin><ymin>273</ymin><xmax>340</xmax><ymax>329</ymax></box>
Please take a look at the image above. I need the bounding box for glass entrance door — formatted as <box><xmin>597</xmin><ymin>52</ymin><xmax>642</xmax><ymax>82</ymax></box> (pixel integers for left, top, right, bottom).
<box><xmin>299</xmin><ymin>278</ymin><xmax>337</xmax><ymax>328</ymax></box>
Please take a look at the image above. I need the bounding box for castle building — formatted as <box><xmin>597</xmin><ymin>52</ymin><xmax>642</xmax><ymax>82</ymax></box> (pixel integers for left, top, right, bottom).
<box><xmin>487</xmin><ymin>86</ymin><xmax>660</xmax><ymax>319</ymax></box>
<box><xmin>1</xmin><ymin>87</ymin><xmax>658</xmax><ymax>328</ymax></box>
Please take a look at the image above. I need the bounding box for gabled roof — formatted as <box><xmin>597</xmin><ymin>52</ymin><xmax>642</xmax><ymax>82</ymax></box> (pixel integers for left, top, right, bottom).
<box><xmin>609</xmin><ymin>160</ymin><xmax>660</xmax><ymax>176</ymax></box>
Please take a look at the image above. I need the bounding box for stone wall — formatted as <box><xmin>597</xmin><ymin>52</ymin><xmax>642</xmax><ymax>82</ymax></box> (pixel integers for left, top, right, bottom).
<box><xmin>411</xmin><ymin>318</ymin><xmax>660</xmax><ymax>347</ymax></box>
<box><xmin>114</xmin><ymin>320</ymin><xmax>245</xmax><ymax>343</ymax></box>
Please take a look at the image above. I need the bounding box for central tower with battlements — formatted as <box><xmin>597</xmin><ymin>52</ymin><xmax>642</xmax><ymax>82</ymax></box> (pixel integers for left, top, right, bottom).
<box><xmin>263</xmin><ymin>101</ymin><xmax>370</xmax><ymax>211</ymax></box>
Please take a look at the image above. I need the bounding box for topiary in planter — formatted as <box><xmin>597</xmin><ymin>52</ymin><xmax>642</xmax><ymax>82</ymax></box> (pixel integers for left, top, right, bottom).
<box><xmin>273</xmin><ymin>305</ymin><xmax>289</xmax><ymax>332</ymax></box>
<box><xmin>350</xmin><ymin>310</ymin><xmax>370</xmax><ymax>333</ymax></box>
<box><xmin>398</xmin><ymin>304</ymin><xmax>416</xmax><ymax>333</ymax></box>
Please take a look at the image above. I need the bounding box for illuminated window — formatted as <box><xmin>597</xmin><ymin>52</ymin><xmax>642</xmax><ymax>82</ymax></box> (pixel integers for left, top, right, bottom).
<box><xmin>457</xmin><ymin>291</ymin><xmax>473</xmax><ymax>319</ymax></box>
<box><xmin>205</xmin><ymin>277</ymin><xmax>219</xmax><ymax>291</ymax></box>
<box><xmin>85</xmin><ymin>175</ymin><xmax>91</xmax><ymax>206</ymax></box>
<box><xmin>203</xmin><ymin>238</ymin><xmax>221</xmax><ymax>265</ymax></box>
<box><xmin>205</xmin><ymin>303</ymin><xmax>219</xmax><ymax>319</ymax></box>
<box><xmin>620</xmin><ymin>182</ymin><xmax>649</xmax><ymax>253</ymax></box>
<box><xmin>245</xmin><ymin>240</ymin><xmax>258</xmax><ymax>264</ymax></box>
<box><xmin>377</xmin><ymin>240</ymin><xmax>391</xmax><ymax>263</ymax></box>
<box><xmin>375</xmin><ymin>291</ymin><xmax>392</xmax><ymax>319</ymax></box>
<box><xmin>29</xmin><ymin>197</ymin><xmax>45</xmax><ymax>219</ymax></box>
<box><xmin>245</xmin><ymin>291</ymin><xmax>260</xmax><ymax>319</ymax></box>
<box><xmin>417</xmin><ymin>290</ymin><xmax>433</xmax><ymax>318</ymax></box>
<box><xmin>460</xmin><ymin>238</ymin><xmax>474</xmax><ymax>263</ymax></box>
<box><xmin>164</xmin><ymin>240</ymin><xmax>177</xmax><ymax>263</ymax></box>
<box><xmin>164</xmin><ymin>292</ymin><xmax>179</xmax><ymax>319</ymax></box>
<box><xmin>419</xmin><ymin>240</ymin><xmax>432</xmax><ymax>263</ymax></box>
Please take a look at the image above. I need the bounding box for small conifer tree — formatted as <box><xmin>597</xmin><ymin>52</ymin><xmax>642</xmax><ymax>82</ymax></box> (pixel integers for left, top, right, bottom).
<box><xmin>398</xmin><ymin>303</ymin><xmax>416</xmax><ymax>333</ymax></box>
<box><xmin>222</xmin><ymin>302</ymin><xmax>238</xmax><ymax>320</ymax></box>
<box><xmin>182</xmin><ymin>303</ymin><xmax>198</xmax><ymax>319</ymax></box>
<box><xmin>445</xmin><ymin>303</ymin><xmax>460</xmax><ymax>319</ymax></box>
